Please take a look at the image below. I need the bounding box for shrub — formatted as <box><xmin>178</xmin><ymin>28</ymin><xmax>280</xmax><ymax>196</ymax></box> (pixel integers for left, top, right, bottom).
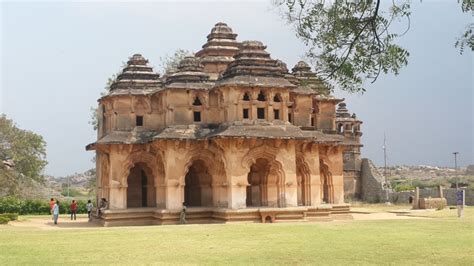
<box><xmin>1</xmin><ymin>213</ymin><xmax>18</xmax><ymax>221</ymax></box>
<box><xmin>21</xmin><ymin>199</ymin><xmax>49</xmax><ymax>215</ymax></box>
<box><xmin>0</xmin><ymin>216</ymin><xmax>10</xmax><ymax>224</ymax></box>
<box><xmin>394</xmin><ymin>183</ymin><xmax>415</xmax><ymax>192</ymax></box>
<box><xmin>0</xmin><ymin>197</ymin><xmax>93</xmax><ymax>215</ymax></box>
<box><xmin>0</xmin><ymin>197</ymin><xmax>22</xmax><ymax>214</ymax></box>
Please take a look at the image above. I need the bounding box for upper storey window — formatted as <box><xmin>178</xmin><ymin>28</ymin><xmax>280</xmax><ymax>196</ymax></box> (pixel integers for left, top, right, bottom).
<box><xmin>257</xmin><ymin>91</ymin><xmax>266</xmax><ymax>101</ymax></box>
<box><xmin>337</xmin><ymin>123</ymin><xmax>343</xmax><ymax>134</ymax></box>
<box><xmin>136</xmin><ymin>116</ymin><xmax>144</xmax><ymax>127</ymax></box>
<box><xmin>194</xmin><ymin>112</ymin><xmax>201</xmax><ymax>122</ymax></box>
<box><xmin>273</xmin><ymin>94</ymin><xmax>282</xmax><ymax>103</ymax></box>
<box><xmin>243</xmin><ymin>92</ymin><xmax>251</xmax><ymax>101</ymax></box>
<box><xmin>193</xmin><ymin>97</ymin><xmax>202</xmax><ymax>106</ymax></box>
<box><xmin>257</xmin><ymin>108</ymin><xmax>265</xmax><ymax>119</ymax></box>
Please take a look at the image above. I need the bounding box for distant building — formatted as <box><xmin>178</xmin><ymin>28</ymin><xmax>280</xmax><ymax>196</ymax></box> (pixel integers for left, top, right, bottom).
<box><xmin>86</xmin><ymin>23</ymin><xmax>362</xmax><ymax>226</ymax></box>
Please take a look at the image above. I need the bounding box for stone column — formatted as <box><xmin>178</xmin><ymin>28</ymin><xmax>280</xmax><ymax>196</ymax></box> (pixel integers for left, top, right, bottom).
<box><xmin>222</xmin><ymin>142</ymin><xmax>248</xmax><ymax>209</ymax></box>
<box><xmin>163</xmin><ymin>144</ymin><xmax>187</xmax><ymax>210</ymax></box>
<box><xmin>108</xmin><ymin>151</ymin><xmax>127</xmax><ymax>209</ymax></box>
<box><xmin>413</xmin><ymin>187</ymin><xmax>420</xmax><ymax>209</ymax></box>
<box><xmin>226</xmin><ymin>175</ymin><xmax>247</xmax><ymax>209</ymax></box>
<box><xmin>332</xmin><ymin>174</ymin><xmax>344</xmax><ymax>204</ymax></box>
<box><xmin>155</xmin><ymin>184</ymin><xmax>167</xmax><ymax>209</ymax></box>
<box><xmin>277</xmin><ymin>143</ymin><xmax>298</xmax><ymax>207</ymax></box>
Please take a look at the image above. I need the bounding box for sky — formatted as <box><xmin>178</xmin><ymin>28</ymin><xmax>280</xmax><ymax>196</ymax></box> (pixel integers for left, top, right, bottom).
<box><xmin>1</xmin><ymin>0</ymin><xmax>472</xmax><ymax>177</ymax></box>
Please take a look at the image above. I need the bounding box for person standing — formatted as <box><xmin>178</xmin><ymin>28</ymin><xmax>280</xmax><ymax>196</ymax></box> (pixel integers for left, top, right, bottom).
<box><xmin>70</xmin><ymin>200</ymin><xmax>78</xmax><ymax>220</ymax></box>
<box><xmin>180</xmin><ymin>202</ymin><xmax>187</xmax><ymax>224</ymax></box>
<box><xmin>98</xmin><ymin>198</ymin><xmax>108</xmax><ymax>217</ymax></box>
<box><xmin>86</xmin><ymin>200</ymin><xmax>93</xmax><ymax>222</ymax></box>
<box><xmin>52</xmin><ymin>200</ymin><xmax>60</xmax><ymax>225</ymax></box>
<box><xmin>49</xmin><ymin>198</ymin><xmax>55</xmax><ymax>220</ymax></box>
<box><xmin>456</xmin><ymin>189</ymin><xmax>465</xmax><ymax>218</ymax></box>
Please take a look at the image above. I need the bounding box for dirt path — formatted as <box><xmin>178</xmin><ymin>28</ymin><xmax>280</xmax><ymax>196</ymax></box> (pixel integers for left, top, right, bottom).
<box><xmin>350</xmin><ymin>207</ymin><xmax>433</xmax><ymax>220</ymax></box>
<box><xmin>9</xmin><ymin>216</ymin><xmax>101</xmax><ymax>230</ymax></box>
<box><xmin>8</xmin><ymin>208</ymin><xmax>433</xmax><ymax>230</ymax></box>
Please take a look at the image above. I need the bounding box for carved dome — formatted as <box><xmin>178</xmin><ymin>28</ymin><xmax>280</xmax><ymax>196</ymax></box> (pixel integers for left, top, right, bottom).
<box><xmin>291</xmin><ymin>61</ymin><xmax>313</xmax><ymax>77</ymax></box>
<box><xmin>196</xmin><ymin>22</ymin><xmax>241</xmax><ymax>74</ymax></box>
<box><xmin>110</xmin><ymin>54</ymin><xmax>160</xmax><ymax>90</ymax></box>
<box><xmin>165</xmin><ymin>56</ymin><xmax>210</xmax><ymax>88</ymax></box>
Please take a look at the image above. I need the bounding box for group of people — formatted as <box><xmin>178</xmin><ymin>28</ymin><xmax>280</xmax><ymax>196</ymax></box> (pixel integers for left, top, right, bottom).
<box><xmin>48</xmin><ymin>198</ymin><xmax>95</xmax><ymax>225</ymax></box>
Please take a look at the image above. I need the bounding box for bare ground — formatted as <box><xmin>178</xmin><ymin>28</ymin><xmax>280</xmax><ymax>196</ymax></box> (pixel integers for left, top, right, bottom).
<box><xmin>8</xmin><ymin>207</ymin><xmax>434</xmax><ymax>230</ymax></box>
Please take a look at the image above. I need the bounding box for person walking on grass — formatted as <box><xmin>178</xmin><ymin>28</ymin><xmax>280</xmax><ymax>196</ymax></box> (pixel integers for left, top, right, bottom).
<box><xmin>86</xmin><ymin>200</ymin><xmax>93</xmax><ymax>222</ymax></box>
<box><xmin>53</xmin><ymin>200</ymin><xmax>60</xmax><ymax>225</ymax></box>
<box><xmin>70</xmin><ymin>200</ymin><xmax>78</xmax><ymax>220</ymax></box>
<box><xmin>49</xmin><ymin>198</ymin><xmax>55</xmax><ymax>221</ymax></box>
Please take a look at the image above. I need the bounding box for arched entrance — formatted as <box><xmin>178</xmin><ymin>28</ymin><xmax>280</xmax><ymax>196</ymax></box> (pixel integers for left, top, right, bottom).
<box><xmin>296</xmin><ymin>157</ymin><xmax>310</xmax><ymax>206</ymax></box>
<box><xmin>320</xmin><ymin>160</ymin><xmax>333</xmax><ymax>204</ymax></box>
<box><xmin>184</xmin><ymin>160</ymin><xmax>213</xmax><ymax>207</ymax></box>
<box><xmin>246</xmin><ymin>158</ymin><xmax>284</xmax><ymax>207</ymax></box>
<box><xmin>127</xmin><ymin>163</ymin><xmax>156</xmax><ymax>208</ymax></box>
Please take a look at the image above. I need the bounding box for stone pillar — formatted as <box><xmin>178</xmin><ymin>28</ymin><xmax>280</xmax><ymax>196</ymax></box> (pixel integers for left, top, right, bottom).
<box><xmin>227</xmin><ymin>174</ymin><xmax>247</xmax><ymax>209</ymax></box>
<box><xmin>163</xmin><ymin>145</ymin><xmax>187</xmax><ymax>210</ymax></box>
<box><xmin>268</xmin><ymin>104</ymin><xmax>274</xmax><ymax>122</ymax></box>
<box><xmin>282</xmin><ymin>104</ymin><xmax>288</xmax><ymax>122</ymax></box>
<box><xmin>108</xmin><ymin>185</ymin><xmax>127</xmax><ymax>209</ymax></box>
<box><xmin>222</xmin><ymin>143</ymin><xmax>248</xmax><ymax>209</ymax></box>
<box><xmin>108</xmin><ymin>151</ymin><xmax>127</xmax><ymax>209</ymax></box>
<box><xmin>413</xmin><ymin>187</ymin><xmax>420</xmax><ymax>209</ymax></box>
<box><xmin>438</xmin><ymin>185</ymin><xmax>444</xmax><ymax>198</ymax></box>
<box><xmin>165</xmin><ymin>179</ymin><xmax>183</xmax><ymax>210</ymax></box>
<box><xmin>277</xmin><ymin>143</ymin><xmax>298</xmax><ymax>207</ymax></box>
<box><xmin>310</xmin><ymin>173</ymin><xmax>322</xmax><ymax>206</ymax></box>
<box><xmin>155</xmin><ymin>184</ymin><xmax>166</xmax><ymax>209</ymax></box>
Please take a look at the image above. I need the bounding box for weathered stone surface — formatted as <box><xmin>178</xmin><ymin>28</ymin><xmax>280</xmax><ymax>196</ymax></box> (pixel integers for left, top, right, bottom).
<box><xmin>86</xmin><ymin>22</ymin><xmax>365</xmax><ymax>226</ymax></box>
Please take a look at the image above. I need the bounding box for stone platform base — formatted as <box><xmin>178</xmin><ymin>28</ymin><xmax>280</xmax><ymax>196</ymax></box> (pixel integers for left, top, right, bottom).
<box><xmin>93</xmin><ymin>204</ymin><xmax>352</xmax><ymax>227</ymax></box>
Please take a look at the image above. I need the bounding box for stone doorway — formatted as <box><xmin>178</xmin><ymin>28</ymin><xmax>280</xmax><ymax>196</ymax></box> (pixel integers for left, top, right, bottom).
<box><xmin>320</xmin><ymin>160</ymin><xmax>334</xmax><ymax>204</ymax></box>
<box><xmin>246</xmin><ymin>158</ymin><xmax>284</xmax><ymax>207</ymax></box>
<box><xmin>296</xmin><ymin>160</ymin><xmax>310</xmax><ymax>206</ymax></box>
<box><xmin>184</xmin><ymin>160</ymin><xmax>213</xmax><ymax>207</ymax></box>
<box><xmin>127</xmin><ymin>163</ymin><xmax>156</xmax><ymax>208</ymax></box>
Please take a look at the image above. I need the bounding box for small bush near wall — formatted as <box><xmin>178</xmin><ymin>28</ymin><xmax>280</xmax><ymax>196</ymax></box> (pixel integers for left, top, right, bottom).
<box><xmin>0</xmin><ymin>213</ymin><xmax>18</xmax><ymax>224</ymax></box>
<box><xmin>0</xmin><ymin>216</ymin><xmax>10</xmax><ymax>224</ymax></box>
<box><xmin>0</xmin><ymin>197</ymin><xmax>22</xmax><ymax>214</ymax></box>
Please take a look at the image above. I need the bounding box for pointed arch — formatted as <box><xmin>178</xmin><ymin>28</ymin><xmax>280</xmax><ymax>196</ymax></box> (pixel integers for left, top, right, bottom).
<box><xmin>319</xmin><ymin>159</ymin><xmax>334</xmax><ymax>204</ymax></box>
<box><xmin>181</xmin><ymin>144</ymin><xmax>228</xmax><ymax>208</ymax></box>
<box><xmin>242</xmin><ymin>145</ymin><xmax>286</xmax><ymax>207</ymax></box>
<box><xmin>296</xmin><ymin>153</ymin><xmax>311</xmax><ymax>206</ymax></box>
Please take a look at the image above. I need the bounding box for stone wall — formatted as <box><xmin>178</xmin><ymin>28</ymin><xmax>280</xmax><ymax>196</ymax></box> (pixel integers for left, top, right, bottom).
<box><xmin>389</xmin><ymin>188</ymin><xmax>474</xmax><ymax>206</ymax></box>
<box><xmin>360</xmin><ymin>158</ymin><xmax>387</xmax><ymax>202</ymax></box>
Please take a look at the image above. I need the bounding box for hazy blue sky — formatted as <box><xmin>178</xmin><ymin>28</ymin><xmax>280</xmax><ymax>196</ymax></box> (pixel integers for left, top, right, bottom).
<box><xmin>1</xmin><ymin>0</ymin><xmax>472</xmax><ymax>176</ymax></box>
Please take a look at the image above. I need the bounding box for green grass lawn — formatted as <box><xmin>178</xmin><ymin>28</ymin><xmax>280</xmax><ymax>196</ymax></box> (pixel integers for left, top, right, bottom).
<box><xmin>0</xmin><ymin>208</ymin><xmax>473</xmax><ymax>265</ymax></box>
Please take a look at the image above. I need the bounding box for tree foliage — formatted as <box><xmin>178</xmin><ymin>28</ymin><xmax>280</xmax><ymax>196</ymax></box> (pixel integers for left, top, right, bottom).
<box><xmin>455</xmin><ymin>0</ymin><xmax>474</xmax><ymax>54</ymax></box>
<box><xmin>0</xmin><ymin>115</ymin><xmax>47</xmax><ymax>195</ymax></box>
<box><xmin>158</xmin><ymin>49</ymin><xmax>193</xmax><ymax>75</ymax></box>
<box><xmin>276</xmin><ymin>0</ymin><xmax>411</xmax><ymax>93</ymax></box>
<box><xmin>277</xmin><ymin>0</ymin><xmax>472</xmax><ymax>93</ymax></box>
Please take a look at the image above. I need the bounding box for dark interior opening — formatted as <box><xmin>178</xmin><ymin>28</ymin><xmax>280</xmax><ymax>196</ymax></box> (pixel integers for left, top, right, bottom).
<box><xmin>136</xmin><ymin>116</ymin><xmax>143</xmax><ymax>126</ymax></box>
<box><xmin>257</xmin><ymin>108</ymin><xmax>265</xmax><ymax>119</ymax></box>
<box><xmin>273</xmin><ymin>109</ymin><xmax>280</xmax><ymax>120</ymax></box>
<box><xmin>273</xmin><ymin>94</ymin><xmax>281</xmax><ymax>102</ymax></box>
<box><xmin>193</xmin><ymin>97</ymin><xmax>202</xmax><ymax>106</ymax></box>
<box><xmin>243</xmin><ymin>108</ymin><xmax>249</xmax><ymax>119</ymax></box>
<box><xmin>193</xmin><ymin>111</ymin><xmax>201</xmax><ymax>122</ymax></box>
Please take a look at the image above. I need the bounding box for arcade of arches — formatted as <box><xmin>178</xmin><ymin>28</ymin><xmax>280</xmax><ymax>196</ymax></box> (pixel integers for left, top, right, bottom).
<box><xmin>96</xmin><ymin>140</ymin><xmax>345</xmax><ymax>211</ymax></box>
